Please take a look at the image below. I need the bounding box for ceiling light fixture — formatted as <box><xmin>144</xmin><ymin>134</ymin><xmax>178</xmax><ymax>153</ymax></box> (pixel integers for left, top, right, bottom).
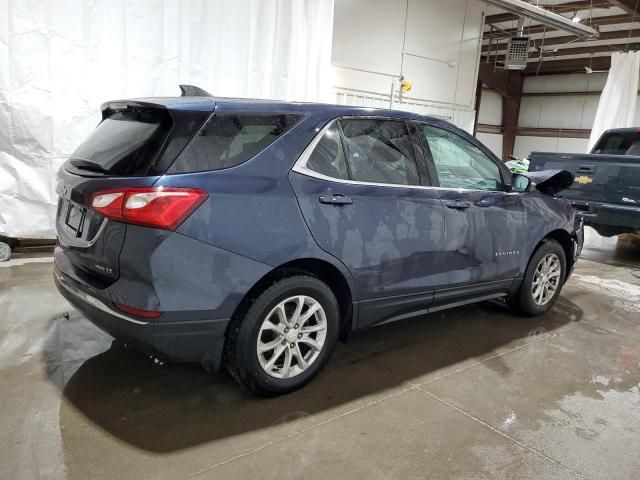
<box><xmin>484</xmin><ymin>0</ymin><xmax>598</xmax><ymax>38</ymax></box>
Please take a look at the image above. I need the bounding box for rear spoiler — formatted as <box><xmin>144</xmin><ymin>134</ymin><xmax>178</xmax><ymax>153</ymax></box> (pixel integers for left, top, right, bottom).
<box><xmin>99</xmin><ymin>84</ymin><xmax>214</xmax><ymax>113</ymax></box>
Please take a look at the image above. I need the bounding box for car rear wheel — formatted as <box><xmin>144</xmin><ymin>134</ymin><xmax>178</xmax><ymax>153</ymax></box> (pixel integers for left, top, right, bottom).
<box><xmin>224</xmin><ymin>275</ymin><xmax>339</xmax><ymax>395</ymax></box>
<box><xmin>509</xmin><ymin>239</ymin><xmax>567</xmax><ymax>317</ymax></box>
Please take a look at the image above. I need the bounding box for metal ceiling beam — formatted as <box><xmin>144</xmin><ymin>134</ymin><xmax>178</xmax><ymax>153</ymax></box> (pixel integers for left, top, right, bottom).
<box><xmin>484</xmin><ymin>0</ymin><xmax>600</xmax><ymax>37</ymax></box>
<box><xmin>483</xmin><ymin>13</ymin><xmax>637</xmax><ymax>38</ymax></box>
<box><xmin>609</xmin><ymin>0</ymin><xmax>640</xmax><ymax>16</ymax></box>
<box><xmin>482</xmin><ymin>29</ymin><xmax>640</xmax><ymax>53</ymax></box>
<box><xmin>485</xmin><ymin>1</ymin><xmax>613</xmax><ymax>25</ymax></box>
<box><xmin>487</xmin><ymin>42</ymin><xmax>640</xmax><ymax>62</ymax></box>
<box><xmin>523</xmin><ymin>55</ymin><xmax>612</xmax><ymax>74</ymax></box>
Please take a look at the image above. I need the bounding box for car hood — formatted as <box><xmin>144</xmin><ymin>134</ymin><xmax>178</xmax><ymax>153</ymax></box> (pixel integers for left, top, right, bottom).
<box><xmin>526</xmin><ymin>169</ymin><xmax>574</xmax><ymax>195</ymax></box>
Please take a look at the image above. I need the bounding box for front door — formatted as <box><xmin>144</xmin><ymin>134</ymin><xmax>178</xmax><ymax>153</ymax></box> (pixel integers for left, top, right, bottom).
<box><xmin>415</xmin><ymin>123</ymin><xmax>527</xmax><ymax>305</ymax></box>
<box><xmin>290</xmin><ymin>118</ymin><xmax>445</xmax><ymax>328</ymax></box>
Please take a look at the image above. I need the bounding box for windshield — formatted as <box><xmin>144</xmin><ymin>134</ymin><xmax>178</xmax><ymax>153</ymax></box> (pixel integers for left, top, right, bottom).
<box><xmin>70</xmin><ymin>109</ymin><xmax>171</xmax><ymax>175</ymax></box>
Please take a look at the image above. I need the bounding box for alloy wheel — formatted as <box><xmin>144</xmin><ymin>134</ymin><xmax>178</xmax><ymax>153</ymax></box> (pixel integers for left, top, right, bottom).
<box><xmin>256</xmin><ymin>295</ymin><xmax>328</xmax><ymax>379</ymax></box>
<box><xmin>532</xmin><ymin>253</ymin><xmax>561</xmax><ymax>306</ymax></box>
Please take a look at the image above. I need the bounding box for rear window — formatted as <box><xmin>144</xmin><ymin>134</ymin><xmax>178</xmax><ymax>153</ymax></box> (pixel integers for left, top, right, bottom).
<box><xmin>69</xmin><ymin>109</ymin><xmax>171</xmax><ymax>175</ymax></box>
<box><xmin>592</xmin><ymin>131</ymin><xmax>640</xmax><ymax>155</ymax></box>
<box><xmin>168</xmin><ymin>113</ymin><xmax>301</xmax><ymax>173</ymax></box>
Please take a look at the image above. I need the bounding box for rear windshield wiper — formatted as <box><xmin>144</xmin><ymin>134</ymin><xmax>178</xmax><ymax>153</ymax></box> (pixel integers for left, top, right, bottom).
<box><xmin>69</xmin><ymin>160</ymin><xmax>112</xmax><ymax>174</ymax></box>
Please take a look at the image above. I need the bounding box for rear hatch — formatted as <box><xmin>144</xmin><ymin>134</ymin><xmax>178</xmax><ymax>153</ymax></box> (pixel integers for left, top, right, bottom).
<box><xmin>528</xmin><ymin>152</ymin><xmax>640</xmax><ymax>206</ymax></box>
<box><xmin>56</xmin><ymin>101</ymin><xmax>211</xmax><ymax>287</ymax></box>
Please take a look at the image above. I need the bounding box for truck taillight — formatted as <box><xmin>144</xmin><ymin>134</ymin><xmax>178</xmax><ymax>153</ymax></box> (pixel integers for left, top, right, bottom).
<box><xmin>90</xmin><ymin>187</ymin><xmax>208</xmax><ymax>230</ymax></box>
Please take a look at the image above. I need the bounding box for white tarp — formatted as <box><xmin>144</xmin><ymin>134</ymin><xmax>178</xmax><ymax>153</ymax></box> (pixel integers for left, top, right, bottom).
<box><xmin>588</xmin><ymin>51</ymin><xmax>640</xmax><ymax>152</ymax></box>
<box><xmin>0</xmin><ymin>0</ymin><xmax>334</xmax><ymax>239</ymax></box>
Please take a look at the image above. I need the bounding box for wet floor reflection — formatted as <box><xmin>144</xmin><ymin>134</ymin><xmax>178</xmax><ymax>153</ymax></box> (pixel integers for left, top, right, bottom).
<box><xmin>581</xmin><ymin>228</ymin><xmax>640</xmax><ymax>268</ymax></box>
<box><xmin>4</xmin><ymin>253</ymin><xmax>639</xmax><ymax>479</ymax></box>
<box><xmin>47</xmin><ymin>296</ymin><xmax>584</xmax><ymax>453</ymax></box>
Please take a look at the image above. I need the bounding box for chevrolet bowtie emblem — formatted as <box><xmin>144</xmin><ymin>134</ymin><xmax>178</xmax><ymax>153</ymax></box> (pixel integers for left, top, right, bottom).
<box><xmin>575</xmin><ymin>176</ymin><xmax>593</xmax><ymax>185</ymax></box>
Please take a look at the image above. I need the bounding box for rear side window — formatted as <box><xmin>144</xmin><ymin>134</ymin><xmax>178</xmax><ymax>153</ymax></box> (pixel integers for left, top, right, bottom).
<box><xmin>169</xmin><ymin>113</ymin><xmax>301</xmax><ymax>173</ymax></box>
<box><xmin>305</xmin><ymin>123</ymin><xmax>349</xmax><ymax>180</ymax></box>
<box><xmin>592</xmin><ymin>132</ymin><xmax>640</xmax><ymax>155</ymax></box>
<box><xmin>69</xmin><ymin>109</ymin><xmax>171</xmax><ymax>176</ymax></box>
<box><xmin>339</xmin><ymin>119</ymin><xmax>420</xmax><ymax>186</ymax></box>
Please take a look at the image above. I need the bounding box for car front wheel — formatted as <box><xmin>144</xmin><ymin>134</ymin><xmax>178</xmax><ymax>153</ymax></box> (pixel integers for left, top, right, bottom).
<box><xmin>224</xmin><ymin>275</ymin><xmax>339</xmax><ymax>395</ymax></box>
<box><xmin>509</xmin><ymin>239</ymin><xmax>567</xmax><ymax>317</ymax></box>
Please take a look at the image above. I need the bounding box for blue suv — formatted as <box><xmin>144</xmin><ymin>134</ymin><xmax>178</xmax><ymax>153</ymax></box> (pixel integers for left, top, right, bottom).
<box><xmin>54</xmin><ymin>86</ymin><xmax>583</xmax><ymax>395</ymax></box>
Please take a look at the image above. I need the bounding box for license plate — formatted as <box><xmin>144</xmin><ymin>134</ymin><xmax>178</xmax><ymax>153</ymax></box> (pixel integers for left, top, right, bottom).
<box><xmin>65</xmin><ymin>203</ymin><xmax>86</xmax><ymax>235</ymax></box>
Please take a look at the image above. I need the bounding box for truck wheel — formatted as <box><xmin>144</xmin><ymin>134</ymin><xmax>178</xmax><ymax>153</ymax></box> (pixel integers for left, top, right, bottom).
<box><xmin>509</xmin><ymin>240</ymin><xmax>566</xmax><ymax>317</ymax></box>
<box><xmin>0</xmin><ymin>242</ymin><xmax>11</xmax><ymax>262</ymax></box>
<box><xmin>224</xmin><ymin>275</ymin><xmax>339</xmax><ymax>396</ymax></box>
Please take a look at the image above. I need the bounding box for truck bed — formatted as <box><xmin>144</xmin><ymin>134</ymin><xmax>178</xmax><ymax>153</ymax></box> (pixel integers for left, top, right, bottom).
<box><xmin>528</xmin><ymin>152</ymin><xmax>640</xmax><ymax>236</ymax></box>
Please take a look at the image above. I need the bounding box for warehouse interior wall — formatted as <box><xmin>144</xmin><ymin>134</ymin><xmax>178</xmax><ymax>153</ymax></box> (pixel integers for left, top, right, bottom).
<box><xmin>516</xmin><ymin>71</ymin><xmax>640</xmax><ymax>159</ymax></box>
<box><xmin>331</xmin><ymin>0</ymin><xmax>485</xmax><ymax>132</ymax></box>
<box><xmin>475</xmin><ymin>89</ymin><xmax>503</xmax><ymax>158</ymax></box>
<box><xmin>477</xmin><ymin>70</ymin><xmax>640</xmax><ymax>160</ymax></box>
<box><xmin>0</xmin><ymin>0</ymin><xmax>334</xmax><ymax>239</ymax></box>
<box><xmin>514</xmin><ymin>72</ymin><xmax>609</xmax><ymax>158</ymax></box>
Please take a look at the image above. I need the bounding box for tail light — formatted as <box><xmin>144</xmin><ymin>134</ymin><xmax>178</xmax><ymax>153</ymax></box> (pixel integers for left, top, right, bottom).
<box><xmin>90</xmin><ymin>187</ymin><xmax>208</xmax><ymax>230</ymax></box>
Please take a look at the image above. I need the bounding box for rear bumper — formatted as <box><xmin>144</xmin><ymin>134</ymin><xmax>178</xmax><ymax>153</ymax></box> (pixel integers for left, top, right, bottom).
<box><xmin>568</xmin><ymin>218</ymin><xmax>584</xmax><ymax>279</ymax></box>
<box><xmin>54</xmin><ymin>267</ymin><xmax>229</xmax><ymax>369</ymax></box>
<box><xmin>575</xmin><ymin>202</ymin><xmax>640</xmax><ymax>231</ymax></box>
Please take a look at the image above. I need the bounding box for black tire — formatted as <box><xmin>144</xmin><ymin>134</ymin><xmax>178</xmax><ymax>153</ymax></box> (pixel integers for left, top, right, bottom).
<box><xmin>509</xmin><ymin>239</ymin><xmax>567</xmax><ymax>317</ymax></box>
<box><xmin>224</xmin><ymin>275</ymin><xmax>339</xmax><ymax>396</ymax></box>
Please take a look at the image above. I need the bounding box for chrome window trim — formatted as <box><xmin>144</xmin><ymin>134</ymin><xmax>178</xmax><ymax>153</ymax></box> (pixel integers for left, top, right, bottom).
<box><xmin>292</xmin><ymin>119</ymin><xmax>518</xmax><ymax>196</ymax></box>
<box><xmin>55</xmin><ymin>269</ymin><xmax>150</xmax><ymax>325</ymax></box>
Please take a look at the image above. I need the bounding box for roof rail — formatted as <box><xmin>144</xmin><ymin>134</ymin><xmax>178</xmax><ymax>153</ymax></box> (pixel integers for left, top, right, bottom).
<box><xmin>179</xmin><ymin>84</ymin><xmax>213</xmax><ymax>97</ymax></box>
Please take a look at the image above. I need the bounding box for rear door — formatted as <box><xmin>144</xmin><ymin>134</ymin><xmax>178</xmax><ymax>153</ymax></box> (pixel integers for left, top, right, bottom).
<box><xmin>415</xmin><ymin>123</ymin><xmax>527</xmax><ymax>304</ymax></box>
<box><xmin>290</xmin><ymin>117</ymin><xmax>445</xmax><ymax>328</ymax></box>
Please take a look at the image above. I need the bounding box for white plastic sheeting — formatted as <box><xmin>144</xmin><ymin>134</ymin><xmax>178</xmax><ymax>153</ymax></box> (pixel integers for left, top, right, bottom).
<box><xmin>588</xmin><ymin>51</ymin><xmax>640</xmax><ymax>152</ymax></box>
<box><xmin>0</xmin><ymin>0</ymin><xmax>334</xmax><ymax>239</ymax></box>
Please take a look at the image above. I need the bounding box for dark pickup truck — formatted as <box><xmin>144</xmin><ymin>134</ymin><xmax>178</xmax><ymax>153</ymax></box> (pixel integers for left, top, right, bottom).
<box><xmin>529</xmin><ymin>128</ymin><xmax>640</xmax><ymax>237</ymax></box>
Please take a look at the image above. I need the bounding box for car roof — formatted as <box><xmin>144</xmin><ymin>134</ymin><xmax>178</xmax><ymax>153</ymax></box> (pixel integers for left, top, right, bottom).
<box><xmin>601</xmin><ymin>127</ymin><xmax>640</xmax><ymax>134</ymax></box>
<box><xmin>101</xmin><ymin>95</ymin><xmax>460</xmax><ymax>129</ymax></box>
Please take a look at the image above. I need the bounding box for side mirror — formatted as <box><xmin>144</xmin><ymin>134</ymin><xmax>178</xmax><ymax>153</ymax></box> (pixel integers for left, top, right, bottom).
<box><xmin>512</xmin><ymin>173</ymin><xmax>531</xmax><ymax>193</ymax></box>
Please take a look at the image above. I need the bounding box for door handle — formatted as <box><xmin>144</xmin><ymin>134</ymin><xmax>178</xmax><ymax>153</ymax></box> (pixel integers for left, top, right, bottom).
<box><xmin>446</xmin><ymin>201</ymin><xmax>471</xmax><ymax>210</ymax></box>
<box><xmin>319</xmin><ymin>194</ymin><xmax>353</xmax><ymax>206</ymax></box>
<box><xmin>578</xmin><ymin>165</ymin><xmax>596</xmax><ymax>174</ymax></box>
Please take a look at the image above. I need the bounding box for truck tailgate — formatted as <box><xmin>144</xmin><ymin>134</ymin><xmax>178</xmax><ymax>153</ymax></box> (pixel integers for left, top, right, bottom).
<box><xmin>528</xmin><ymin>152</ymin><xmax>640</xmax><ymax>206</ymax></box>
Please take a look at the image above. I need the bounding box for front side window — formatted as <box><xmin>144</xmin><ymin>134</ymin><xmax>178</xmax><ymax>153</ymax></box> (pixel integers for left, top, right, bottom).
<box><xmin>305</xmin><ymin>123</ymin><xmax>349</xmax><ymax>180</ymax></box>
<box><xmin>419</xmin><ymin>125</ymin><xmax>503</xmax><ymax>191</ymax></box>
<box><xmin>339</xmin><ymin>119</ymin><xmax>420</xmax><ymax>186</ymax></box>
<box><xmin>169</xmin><ymin>113</ymin><xmax>301</xmax><ymax>173</ymax></box>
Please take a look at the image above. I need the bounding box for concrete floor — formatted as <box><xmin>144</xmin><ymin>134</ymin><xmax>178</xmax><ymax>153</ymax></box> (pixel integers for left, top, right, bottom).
<box><xmin>1</xmin><ymin>228</ymin><xmax>639</xmax><ymax>480</ymax></box>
